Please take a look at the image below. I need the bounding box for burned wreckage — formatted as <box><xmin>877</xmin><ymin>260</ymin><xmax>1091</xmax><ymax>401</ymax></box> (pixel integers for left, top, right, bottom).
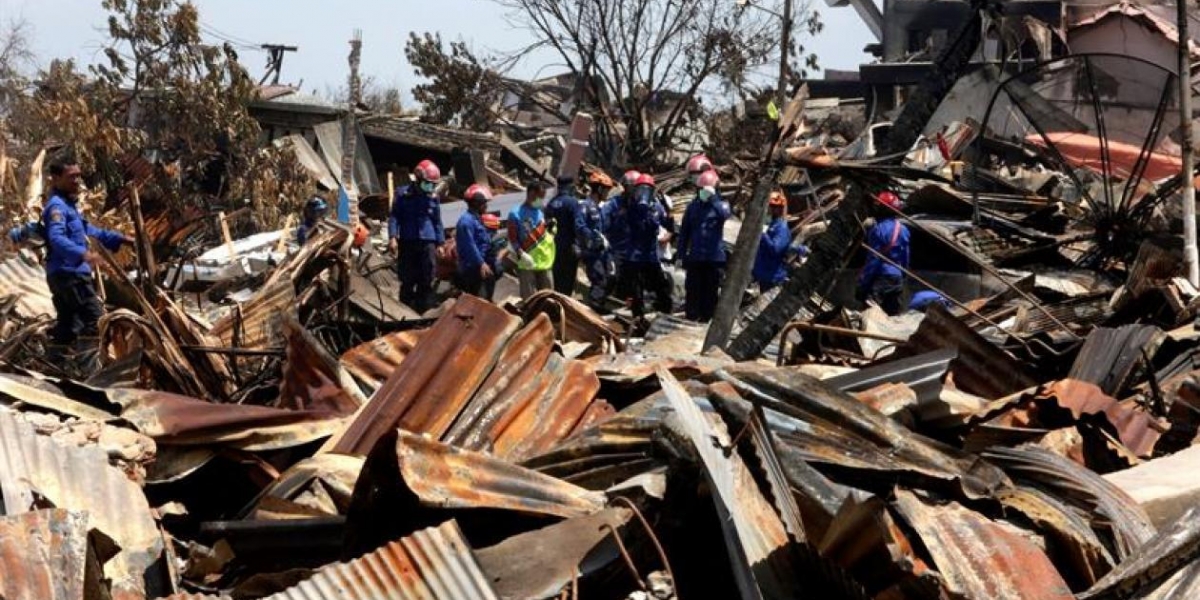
<box><xmin>9</xmin><ymin>3</ymin><xmax>1200</xmax><ymax>600</ymax></box>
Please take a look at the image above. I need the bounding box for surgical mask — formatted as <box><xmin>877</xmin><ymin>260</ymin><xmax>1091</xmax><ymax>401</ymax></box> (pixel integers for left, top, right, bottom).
<box><xmin>698</xmin><ymin>187</ymin><xmax>715</xmax><ymax>202</ymax></box>
<box><xmin>420</xmin><ymin>181</ymin><xmax>436</xmax><ymax>193</ymax></box>
<box><xmin>690</xmin><ymin>173</ymin><xmax>701</xmax><ymax>186</ymax></box>
<box><xmin>532</xmin><ymin>198</ymin><xmax>545</xmax><ymax>209</ymax></box>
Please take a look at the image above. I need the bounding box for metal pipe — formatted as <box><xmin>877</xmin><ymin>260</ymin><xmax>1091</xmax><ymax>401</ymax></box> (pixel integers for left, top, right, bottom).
<box><xmin>1179</xmin><ymin>0</ymin><xmax>1198</xmax><ymax>286</ymax></box>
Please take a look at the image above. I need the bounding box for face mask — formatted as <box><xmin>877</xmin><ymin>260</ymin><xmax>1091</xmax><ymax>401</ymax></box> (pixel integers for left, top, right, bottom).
<box><xmin>698</xmin><ymin>187</ymin><xmax>715</xmax><ymax>202</ymax></box>
<box><xmin>532</xmin><ymin>198</ymin><xmax>545</xmax><ymax>209</ymax></box>
<box><xmin>420</xmin><ymin>181</ymin><xmax>436</xmax><ymax>193</ymax></box>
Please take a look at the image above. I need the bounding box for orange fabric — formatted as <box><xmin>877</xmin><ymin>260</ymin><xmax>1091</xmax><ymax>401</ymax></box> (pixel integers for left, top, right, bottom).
<box><xmin>1026</xmin><ymin>132</ymin><xmax>1182</xmax><ymax>182</ymax></box>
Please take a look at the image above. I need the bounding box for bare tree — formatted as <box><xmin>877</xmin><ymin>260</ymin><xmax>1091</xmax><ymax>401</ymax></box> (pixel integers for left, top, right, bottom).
<box><xmin>0</xmin><ymin>17</ymin><xmax>34</xmax><ymax>118</ymax></box>
<box><xmin>405</xmin><ymin>33</ymin><xmax>505</xmax><ymax>130</ymax></box>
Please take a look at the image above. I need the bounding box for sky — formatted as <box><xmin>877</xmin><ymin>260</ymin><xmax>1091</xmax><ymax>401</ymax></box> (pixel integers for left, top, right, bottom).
<box><xmin>1</xmin><ymin>0</ymin><xmax>877</xmax><ymax>106</ymax></box>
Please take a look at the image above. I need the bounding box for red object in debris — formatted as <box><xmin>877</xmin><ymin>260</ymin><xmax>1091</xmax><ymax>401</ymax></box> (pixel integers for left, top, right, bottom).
<box><xmin>1026</xmin><ymin>132</ymin><xmax>1182</xmax><ymax>183</ymax></box>
<box><xmin>936</xmin><ymin>132</ymin><xmax>951</xmax><ymax>161</ymax></box>
<box><xmin>353</xmin><ymin>223</ymin><xmax>369</xmax><ymax>248</ymax></box>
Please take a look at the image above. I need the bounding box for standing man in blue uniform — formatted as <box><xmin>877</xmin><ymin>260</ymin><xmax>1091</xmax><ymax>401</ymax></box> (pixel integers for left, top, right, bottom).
<box><xmin>388</xmin><ymin>159</ymin><xmax>445</xmax><ymax>312</ymax></box>
<box><xmin>753</xmin><ymin>191</ymin><xmax>806</xmax><ymax>292</ymax></box>
<box><xmin>603</xmin><ymin>170</ymin><xmax>638</xmax><ymax>300</ymax></box>
<box><xmin>677</xmin><ymin>169</ymin><xmax>730</xmax><ymax>322</ymax></box>
<box><xmin>455</xmin><ymin>184</ymin><xmax>498</xmax><ymax>301</ymax></box>
<box><xmin>857</xmin><ymin>191</ymin><xmax>911</xmax><ymax>316</ymax></box>
<box><xmin>296</xmin><ymin>195</ymin><xmax>328</xmax><ymax>245</ymax></box>
<box><xmin>41</xmin><ymin>158</ymin><xmax>131</xmax><ymax>356</ymax></box>
<box><xmin>578</xmin><ymin>171</ymin><xmax>614</xmax><ymax>310</ymax></box>
<box><xmin>626</xmin><ymin>173</ymin><xmax>672</xmax><ymax>316</ymax></box>
<box><xmin>546</xmin><ymin>175</ymin><xmax>581</xmax><ymax>296</ymax></box>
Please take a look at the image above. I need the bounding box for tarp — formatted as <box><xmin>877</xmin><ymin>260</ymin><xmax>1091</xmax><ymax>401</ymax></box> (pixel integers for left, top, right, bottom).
<box><xmin>1027</xmin><ymin>132</ymin><xmax>1182</xmax><ymax>183</ymax></box>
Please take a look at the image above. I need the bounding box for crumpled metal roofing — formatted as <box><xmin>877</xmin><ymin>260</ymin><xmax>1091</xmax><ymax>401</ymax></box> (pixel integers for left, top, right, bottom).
<box><xmin>521</xmin><ymin>290</ymin><xmax>624</xmax><ymax>354</ymax></box>
<box><xmin>0</xmin><ymin>509</ymin><xmax>93</xmax><ymax>600</ymax></box>
<box><xmin>0</xmin><ymin>409</ymin><xmax>168</xmax><ymax>600</ymax></box>
<box><xmin>1068</xmin><ymin>325</ymin><xmax>1166</xmax><ymax>397</ymax></box>
<box><xmin>1080</xmin><ymin>505</ymin><xmax>1200</xmax><ymax>600</ymax></box>
<box><xmin>280</xmin><ymin>316</ymin><xmax>365</xmax><ymax>414</ymax></box>
<box><xmin>340</xmin><ymin>329</ymin><xmax>424</xmax><ymax>396</ymax></box>
<box><xmin>1002</xmin><ymin>379</ymin><xmax>1165</xmax><ymax>458</ymax></box>
<box><xmin>0</xmin><ymin>256</ymin><xmax>54</xmax><ymax>320</ymax></box>
<box><xmin>209</xmin><ymin>278</ymin><xmax>297</xmax><ymax>350</ymax></box>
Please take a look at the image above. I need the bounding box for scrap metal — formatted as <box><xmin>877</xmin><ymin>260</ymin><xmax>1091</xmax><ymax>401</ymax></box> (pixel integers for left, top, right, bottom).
<box><xmin>0</xmin><ymin>509</ymin><xmax>98</xmax><ymax>600</ymax></box>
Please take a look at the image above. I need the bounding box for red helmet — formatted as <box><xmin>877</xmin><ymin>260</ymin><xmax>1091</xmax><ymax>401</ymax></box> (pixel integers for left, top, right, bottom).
<box><xmin>621</xmin><ymin>170</ymin><xmax>642</xmax><ymax>188</ymax></box>
<box><xmin>876</xmin><ymin>191</ymin><xmax>901</xmax><ymax>209</ymax></box>
<box><xmin>352</xmin><ymin>223</ymin><xmax>370</xmax><ymax>248</ymax></box>
<box><xmin>464</xmin><ymin>183</ymin><xmax>493</xmax><ymax>203</ymax></box>
<box><xmin>414</xmin><ymin>159</ymin><xmax>442</xmax><ymax>183</ymax></box>
<box><xmin>768</xmin><ymin>191</ymin><xmax>787</xmax><ymax>207</ymax></box>
<box><xmin>481</xmin><ymin>213</ymin><xmax>501</xmax><ymax>230</ymax></box>
<box><xmin>635</xmin><ymin>173</ymin><xmax>656</xmax><ymax>188</ymax></box>
<box><xmin>696</xmin><ymin>170</ymin><xmax>719</xmax><ymax>189</ymax></box>
<box><xmin>686</xmin><ymin>154</ymin><xmax>713</xmax><ymax>174</ymax></box>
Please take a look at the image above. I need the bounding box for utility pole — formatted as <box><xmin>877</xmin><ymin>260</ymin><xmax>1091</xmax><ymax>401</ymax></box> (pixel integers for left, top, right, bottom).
<box><xmin>259</xmin><ymin>44</ymin><xmax>298</xmax><ymax>85</ymax></box>
<box><xmin>1179</xmin><ymin>0</ymin><xmax>1198</xmax><ymax>286</ymax></box>
<box><xmin>340</xmin><ymin>30</ymin><xmax>363</xmax><ymax>226</ymax></box>
<box><xmin>778</xmin><ymin>0</ymin><xmax>793</xmax><ymax>106</ymax></box>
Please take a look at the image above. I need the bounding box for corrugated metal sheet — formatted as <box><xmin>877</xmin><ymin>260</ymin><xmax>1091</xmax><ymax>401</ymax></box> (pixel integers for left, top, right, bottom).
<box><xmin>340</xmin><ymin>329</ymin><xmax>424</xmax><ymax>396</ymax></box>
<box><xmin>280</xmin><ymin>316</ymin><xmax>365</xmax><ymax>414</ymax></box>
<box><xmin>892</xmin><ymin>490</ymin><xmax>1075</xmax><ymax>599</ymax></box>
<box><xmin>1079</xmin><ymin>506</ymin><xmax>1200</xmax><ymax>600</ymax></box>
<box><xmin>0</xmin><ymin>409</ymin><xmax>168</xmax><ymax>600</ymax></box>
<box><xmin>0</xmin><ymin>509</ymin><xmax>92</xmax><ymax>600</ymax></box>
<box><xmin>0</xmin><ymin>256</ymin><xmax>54</xmax><ymax>320</ymax></box>
<box><xmin>1068</xmin><ymin>325</ymin><xmax>1166</xmax><ymax>397</ymax></box>
<box><xmin>209</xmin><ymin>278</ymin><xmax>297</xmax><ymax>350</ymax></box>
<box><xmin>1008</xmin><ymin>380</ymin><xmax>1165</xmax><ymax>458</ymax></box>
<box><xmin>893</xmin><ymin>303</ymin><xmax>1037</xmax><ymax>400</ymax></box>
<box><xmin>825</xmin><ymin>348</ymin><xmax>955</xmax><ymax>404</ymax></box>
<box><xmin>360</xmin><ymin>115</ymin><xmax>502</xmax><ymax>154</ymax></box>
<box><xmin>521</xmin><ymin>290</ymin><xmax>624</xmax><ymax>354</ymax></box>
<box><xmin>658</xmin><ymin>367</ymin><xmax>799</xmax><ymax>599</ymax></box>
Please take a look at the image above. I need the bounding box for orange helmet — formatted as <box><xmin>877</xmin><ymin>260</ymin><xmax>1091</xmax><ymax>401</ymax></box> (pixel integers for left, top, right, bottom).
<box><xmin>414</xmin><ymin>159</ymin><xmax>442</xmax><ymax>183</ymax></box>
<box><xmin>352</xmin><ymin>223</ymin><xmax>370</xmax><ymax>248</ymax></box>
<box><xmin>587</xmin><ymin>171</ymin><xmax>615</xmax><ymax>189</ymax></box>
<box><xmin>481</xmin><ymin>213</ymin><xmax>501</xmax><ymax>230</ymax></box>
<box><xmin>769</xmin><ymin>191</ymin><xmax>787</xmax><ymax>207</ymax></box>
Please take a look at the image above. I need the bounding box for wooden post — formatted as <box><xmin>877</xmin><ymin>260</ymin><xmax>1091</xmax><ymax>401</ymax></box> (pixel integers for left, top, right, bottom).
<box><xmin>127</xmin><ymin>186</ymin><xmax>157</xmax><ymax>292</ymax></box>
<box><xmin>275</xmin><ymin>214</ymin><xmax>296</xmax><ymax>254</ymax></box>
<box><xmin>218</xmin><ymin>211</ymin><xmax>236</xmax><ymax>262</ymax></box>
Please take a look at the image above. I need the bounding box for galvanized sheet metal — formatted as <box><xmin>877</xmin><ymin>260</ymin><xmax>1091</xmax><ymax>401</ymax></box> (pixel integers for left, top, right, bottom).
<box><xmin>1068</xmin><ymin>325</ymin><xmax>1166</xmax><ymax>397</ymax></box>
<box><xmin>0</xmin><ymin>409</ymin><xmax>168</xmax><ymax>600</ymax></box>
<box><xmin>0</xmin><ymin>509</ymin><xmax>91</xmax><ymax>600</ymax></box>
<box><xmin>892</xmin><ymin>490</ymin><xmax>1076</xmax><ymax>600</ymax></box>
<box><xmin>0</xmin><ymin>257</ymin><xmax>54</xmax><ymax>320</ymax></box>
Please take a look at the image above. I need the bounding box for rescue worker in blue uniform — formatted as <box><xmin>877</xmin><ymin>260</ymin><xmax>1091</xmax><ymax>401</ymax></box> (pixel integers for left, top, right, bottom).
<box><xmin>296</xmin><ymin>195</ymin><xmax>328</xmax><ymax>245</ymax></box>
<box><xmin>857</xmin><ymin>191</ymin><xmax>911</xmax><ymax>316</ymax></box>
<box><xmin>387</xmin><ymin>159</ymin><xmax>445</xmax><ymax>313</ymax></box>
<box><xmin>455</xmin><ymin>184</ymin><xmax>499</xmax><ymax>301</ymax></box>
<box><xmin>677</xmin><ymin>169</ymin><xmax>730</xmax><ymax>322</ymax></box>
<box><xmin>908</xmin><ymin>290</ymin><xmax>950</xmax><ymax>312</ymax></box>
<box><xmin>546</xmin><ymin>175</ymin><xmax>582</xmax><ymax>296</ymax></box>
<box><xmin>753</xmin><ymin>191</ymin><xmax>807</xmax><ymax>292</ymax></box>
<box><xmin>625</xmin><ymin>173</ymin><xmax>672</xmax><ymax>316</ymax></box>
<box><xmin>7</xmin><ymin>221</ymin><xmax>43</xmax><ymax>248</ymax></box>
<box><xmin>41</xmin><ymin>158</ymin><xmax>131</xmax><ymax>355</ymax></box>
<box><xmin>578</xmin><ymin>171</ymin><xmax>614</xmax><ymax>310</ymax></box>
<box><xmin>602</xmin><ymin>170</ymin><xmax>638</xmax><ymax>299</ymax></box>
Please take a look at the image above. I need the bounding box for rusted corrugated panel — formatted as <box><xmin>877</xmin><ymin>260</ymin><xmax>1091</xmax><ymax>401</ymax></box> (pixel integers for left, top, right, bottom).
<box><xmin>567</xmin><ymin>398</ymin><xmax>616</xmax><ymax>437</ymax></box>
<box><xmin>658</xmin><ymin>367</ymin><xmax>799</xmax><ymax>599</ymax></box>
<box><xmin>892</xmin><ymin>490</ymin><xmax>1075</xmax><ymax>599</ymax></box>
<box><xmin>521</xmin><ymin>290</ymin><xmax>624</xmax><ymax>354</ymax></box>
<box><xmin>280</xmin><ymin>316</ymin><xmax>364</xmax><ymax>415</ymax></box>
<box><xmin>0</xmin><ymin>410</ymin><xmax>168</xmax><ymax>600</ymax></box>
<box><xmin>329</xmin><ymin>296</ymin><xmax>523</xmax><ymax>456</ymax></box>
<box><xmin>1079</xmin><ymin>506</ymin><xmax>1200</xmax><ymax>600</ymax></box>
<box><xmin>892</xmin><ymin>303</ymin><xmax>1036</xmax><ymax>400</ymax></box>
<box><xmin>493</xmin><ymin>357</ymin><xmax>601</xmax><ymax>461</ymax></box>
<box><xmin>396</xmin><ymin>430</ymin><xmax>605</xmax><ymax>518</ymax></box>
<box><xmin>340</xmin><ymin>330</ymin><xmax>424</xmax><ymax>396</ymax></box>
<box><xmin>209</xmin><ymin>278</ymin><xmax>297</xmax><ymax>350</ymax></box>
<box><xmin>0</xmin><ymin>509</ymin><xmax>91</xmax><ymax>600</ymax></box>
<box><xmin>1068</xmin><ymin>325</ymin><xmax>1165</xmax><ymax>397</ymax></box>
<box><xmin>1026</xmin><ymin>379</ymin><xmax>1165</xmax><ymax>458</ymax></box>
<box><xmin>0</xmin><ymin>257</ymin><xmax>54</xmax><ymax>320</ymax></box>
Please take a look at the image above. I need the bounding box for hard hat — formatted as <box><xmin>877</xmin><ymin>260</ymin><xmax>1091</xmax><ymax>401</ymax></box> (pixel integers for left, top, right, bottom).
<box><xmin>768</xmin><ymin>191</ymin><xmax>787</xmax><ymax>207</ymax></box>
<box><xmin>306</xmin><ymin>196</ymin><xmax>329</xmax><ymax>213</ymax></box>
<box><xmin>464</xmin><ymin>183</ymin><xmax>493</xmax><ymax>203</ymax></box>
<box><xmin>635</xmin><ymin>173</ymin><xmax>656</xmax><ymax>188</ymax></box>
<box><xmin>352</xmin><ymin>223</ymin><xmax>370</xmax><ymax>248</ymax></box>
<box><xmin>621</xmin><ymin>170</ymin><xmax>642</xmax><ymax>188</ymax></box>
<box><xmin>587</xmin><ymin>171</ymin><xmax>615</xmax><ymax>188</ymax></box>
<box><xmin>686</xmin><ymin>154</ymin><xmax>713</xmax><ymax>174</ymax></box>
<box><xmin>875</xmin><ymin>191</ymin><xmax>901</xmax><ymax>209</ymax></box>
<box><xmin>696</xmin><ymin>170</ymin><xmax>719</xmax><ymax>189</ymax></box>
<box><xmin>482</xmin><ymin>213</ymin><xmax>501</xmax><ymax>230</ymax></box>
<box><xmin>414</xmin><ymin>159</ymin><xmax>442</xmax><ymax>183</ymax></box>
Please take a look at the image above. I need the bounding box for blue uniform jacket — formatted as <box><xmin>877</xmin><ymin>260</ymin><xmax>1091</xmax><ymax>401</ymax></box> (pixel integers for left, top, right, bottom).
<box><xmin>388</xmin><ymin>186</ymin><xmax>445</xmax><ymax>244</ymax></box>
<box><xmin>909</xmin><ymin>290</ymin><xmax>949</xmax><ymax>312</ymax></box>
<box><xmin>753</xmin><ymin>217</ymin><xmax>794</xmax><ymax>286</ymax></box>
<box><xmin>860</xmin><ymin>218</ymin><xmax>910</xmax><ymax>289</ymax></box>
<box><xmin>42</xmin><ymin>192</ymin><xmax>125</xmax><ymax>277</ymax></box>
<box><xmin>546</xmin><ymin>191</ymin><xmax>581</xmax><ymax>248</ymax></box>
<box><xmin>627</xmin><ymin>189</ymin><xmax>665</xmax><ymax>264</ymax></box>
<box><xmin>601</xmin><ymin>197</ymin><xmax>630</xmax><ymax>260</ymax></box>
<box><xmin>678</xmin><ymin>192</ymin><xmax>731</xmax><ymax>263</ymax></box>
<box><xmin>455</xmin><ymin>211</ymin><xmax>497</xmax><ymax>273</ymax></box>
<box><xmin>296</xmin><ymin>218</ymin><xmax>317</xmax><ymax>245</ymax></box>
<box><xmin>577</xmin><ymin>199</ymin><xmax>607</xmax><ymax>257</ymax></box>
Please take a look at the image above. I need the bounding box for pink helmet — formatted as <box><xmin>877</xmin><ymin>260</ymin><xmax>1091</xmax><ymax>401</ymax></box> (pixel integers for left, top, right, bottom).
<box><xmin>464</xmin><ymin>183</ymin><xmax>493</xmax><ymax>203</ymax></box>
<box><xmin>635</xmin><ymin>173</ymin><xmax>656</xmax><ymax>188</ymax></box>
<box><xmin>696</xmin><ymin>170</ymin><xmax>719</xmax><ymax>188</ymax></box>
<box><xmin>414</xmin><ymin>159</ymin><xmax>442</xmax><ymax>183</ymax></box>
<box><xmin>621</xmin><ymin>170</ymin><xmax>642</xmax><ymax>188</ymax></box>
<box><xmin>686</xmin><ymin>154</ymin><xmax>713</xmax><ymax>174</ymax></box>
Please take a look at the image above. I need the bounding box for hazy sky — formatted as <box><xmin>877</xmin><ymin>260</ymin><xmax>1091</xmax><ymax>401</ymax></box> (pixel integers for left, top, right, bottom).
<box><xmin>2</xmin><ymin>0</ymin><xmax>876</xmax><ymax>104</ymax></box>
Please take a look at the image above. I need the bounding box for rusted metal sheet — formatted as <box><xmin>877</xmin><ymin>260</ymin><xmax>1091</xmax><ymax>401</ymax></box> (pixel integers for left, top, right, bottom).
<box><xmin>0</xmin><ymin>373</ymin><xmax>116</xmax><ymax>421</ymax></box>
<box><xmin>280</xmin><ymin>316</ymin><xmax>365</xmax><ymax>415</ymax></box>
<box><xmin>891</xmin><ymin>303</ymin><xmax>1036</xmax><ymax>400</ymax></box>
<box><xmin>892</xmin><ymin>490</ymin><xmax>1076</xmax><ymax>600</ymax></box>
<box><xmin>658</xmin><ymin>366</ymin><xmax>799</xmax><ymax>600</ymax></box>
<box><xmin>340</xmin><ymin>329</ymin><xmax>424</xmax><ymax>396</ymax></box>
<box><xmin>567</xmin><ymin>397</ymin><xmax>616</xmax><ymax>437</ymax></box>
<box><xmin>991</xmin><ymin>484</ymin><xmax>1115</xmax><ymax>589</ymax></box>
<box><xmin>0</xmin><ymin>409</ymin><xmax>169</xmax><ymax>600</ymax></box>
<box><xmin>1000</xmin><ymin>380</ymin><xmax>1166</xmax><ymax>458</ymax></box>
<box><xmin>209</xmin><ymin>278</ymin><xmax>297</xmax><ymax>350</ymax></box>
<box><xmin>329</xmin><ymin>295</ymin><xmax>523</xmax><ymax>455</ymax></box>
<box><xmin>108</xmin><ymin>388</ymin><xmax>346</xmax><ymax>451</ymax></box>
<box><xmin>248</xmin><ymin>454</ymin><xmax>365</xmax><ymax>519</ymax></box>
<box><xmin>521</xmin><ymin>290</ymin><xmax>624</xmax><ymax>354</ymax></box>
<box><xmin>395</xmin><ymin>429</ymin><xmax>605</xmax><ymax>518</ymax></box>
<box><xmin>0</xmin><ymin>509</ymin><xmax>93</xmax><ymax>600</ymax></box>
<box><xmin>1080</xmin><ymin>506</ymin><xmax>1200</xmax><ymax>600</ymax></box>
<box><xmin>0</xmin><ymin>256</ymin><xmax>54</xmax><ymax>320</ymax></box>
<box><xmin>1068</xmin><ymin>325</ymin><xmax>1166</xmax><ymax>397</ymax></box>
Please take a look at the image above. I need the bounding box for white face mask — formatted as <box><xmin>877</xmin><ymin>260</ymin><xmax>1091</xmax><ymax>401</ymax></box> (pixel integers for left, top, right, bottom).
<box><xmin>698</xmin><ymin>187</ymin><xmax>715</xmax><ymax>202</ymax></box>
